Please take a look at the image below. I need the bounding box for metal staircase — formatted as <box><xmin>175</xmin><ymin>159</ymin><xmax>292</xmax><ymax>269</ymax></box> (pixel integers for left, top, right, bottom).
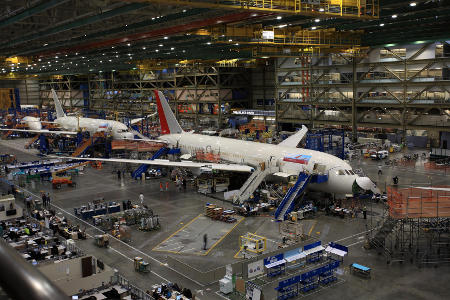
<box><xmin>274</xmin><ymin>172</ymin><xmax>311</xmax><ymax>221</ymax></box>
<box><xmin>132</xmin><ymin>147</ymin><xmax>169</xmax><ymax>179</ymax></box>
<box><xmin>233</xmin><ymin>163</ymin><xmax>278</xmax><ymax>204</ymax></box>
<box><xmin>71</xmin><ymin>137</ymin><xmax>95</xmax><ymax>157</ymax></box>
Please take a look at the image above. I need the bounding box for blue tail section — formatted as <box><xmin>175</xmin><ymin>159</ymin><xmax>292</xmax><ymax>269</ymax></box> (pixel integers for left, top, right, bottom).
<box><xmin>274</xmin><ymin>172</ymin><xmax>311</xmax><ymax>221</ymax></box>
<box><xmin>132</xmin><ymin>147</ymin><xmax>169</xmax><ymax>179</ymax></box>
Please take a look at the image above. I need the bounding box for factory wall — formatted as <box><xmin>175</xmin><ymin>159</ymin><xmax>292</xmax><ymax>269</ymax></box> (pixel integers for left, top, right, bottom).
<box><xmin>0</xmin><ymin>79</ymin><xmax>39</xmax><ymax>106</ymax></box>
<box><xmin>251</xmin><ymin>63</ymin><xmax>275</xmax><ymax>110</ymax></box>
<box><xmin>38</xmin><ymin>256</ymin><xmax>115</xmax><ymax>296</ymax></box>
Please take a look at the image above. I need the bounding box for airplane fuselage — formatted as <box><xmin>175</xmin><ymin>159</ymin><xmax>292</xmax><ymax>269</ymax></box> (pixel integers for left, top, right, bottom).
<box><xmin>161</xmin><ymin>133</ymin><xmax>359</xmax><ymax>194</ymax></box>
<box><xmin>55</xmin><ymin>116</ymin><xmax>134</xmax><ymax>140</ymax></box>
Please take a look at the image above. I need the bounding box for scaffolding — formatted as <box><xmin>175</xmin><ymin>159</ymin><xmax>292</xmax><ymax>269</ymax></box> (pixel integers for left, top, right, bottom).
<box><xmin>88</xmin><ymin>65</ymin><xmax>250</xmax><ymax>129</ymax></box>
<box><xmin>372</xmin><ymin>186</ymin><xmax>450</xmax><ymax>267</ymax></box>
<box><xmin>140</xmin><ymin>0</ymin><xmax>379</xmax><ymax>19</ymax></box>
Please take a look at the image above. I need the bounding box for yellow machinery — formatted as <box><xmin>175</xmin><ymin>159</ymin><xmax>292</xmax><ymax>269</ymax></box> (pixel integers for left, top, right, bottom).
<box><xmin>94</xmin><ymin>234</ymin><xmax>109</xmax><ymax>248</ymax></box>
<box><xmin>239</xmin><ymin>232</ymin><xmax>267</xmax><ymax>254</ymax></box>
<box><xmin>134</xmin><ymin>257</ymin><xmax>149</xmax><ymax>273</ymax></box>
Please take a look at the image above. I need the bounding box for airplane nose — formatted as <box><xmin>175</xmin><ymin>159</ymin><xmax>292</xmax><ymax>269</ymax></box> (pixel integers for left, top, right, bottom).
<box><xmin>355</xmin><ymin>176</ymin><xmax>380</xmax><ymax>194</ymax></box>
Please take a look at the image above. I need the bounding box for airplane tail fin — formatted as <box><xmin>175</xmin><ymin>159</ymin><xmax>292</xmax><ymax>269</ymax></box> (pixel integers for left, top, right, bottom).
<box><xmin>51</xmin><ymin>89</ymin><xmax>66</xmax><ymax>119</ymax></box>
<box><xmin>154</xmin><ymin>90</ymin><xmax>183</xmax><ymax>135</ymax></box>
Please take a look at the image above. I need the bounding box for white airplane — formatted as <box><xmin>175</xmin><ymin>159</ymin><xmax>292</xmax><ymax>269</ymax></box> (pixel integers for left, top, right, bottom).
<box><xmin>1</xmin><ymin>89</ymin><xmax>135</xmax><ymax>139</ymax></box>
<box><xmin>68</xmin><ymin>90</ymin><xmax>378</xmax><ymax>196</ymax></box>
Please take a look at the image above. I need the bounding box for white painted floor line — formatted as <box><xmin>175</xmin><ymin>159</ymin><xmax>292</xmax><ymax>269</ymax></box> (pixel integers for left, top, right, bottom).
<box><xmin>214</xmin><ymin>291</ymin><xmax>230</xmax><ymax>300</ymax></box>
<box><xmin>346</xmin><ymin>240</ymin><xmax>365</xmax><ymax>247</ymax></box>
<box><xmin>334</xmin><ymin>228</ymin><xmax>374</xmax><ymax>243</ymax></box>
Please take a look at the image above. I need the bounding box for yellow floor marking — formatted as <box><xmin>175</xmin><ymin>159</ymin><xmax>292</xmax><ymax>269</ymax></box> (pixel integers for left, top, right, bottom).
<box><xmin>152</xmin><ymin>213</ymin><xmax>202</xmax><ymax>251</ymax></box>
<box><xmin>203</xmin><ymin>217</ymin><xmax>245</xmax><ymax>256</ymax></box>
<box><xmin>308</xmin><ymin>220</ymin><xmax>317</xmax><ymax>236</ymax></box>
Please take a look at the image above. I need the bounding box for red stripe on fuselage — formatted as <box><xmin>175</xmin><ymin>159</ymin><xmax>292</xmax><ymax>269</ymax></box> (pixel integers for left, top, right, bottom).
<box><xmin>154</xmin><ymin>90</ymin><xmax>170</xmax><ymax>134</ymax></box>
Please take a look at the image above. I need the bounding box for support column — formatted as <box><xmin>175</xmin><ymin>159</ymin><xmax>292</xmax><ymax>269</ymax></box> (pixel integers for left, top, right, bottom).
<box><xmin>351</xmin><ymin>57</ymin><xmax>357</xmax><ymax>142</ymax></box>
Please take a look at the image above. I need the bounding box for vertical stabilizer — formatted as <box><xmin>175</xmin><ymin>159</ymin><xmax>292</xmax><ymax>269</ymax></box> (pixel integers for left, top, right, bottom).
<box><xmin>154</xmin><ymin>90</ymin><xmax>183</xmax><ymax>134</ymax></box>
<box><xmin>51</xmin><ymin>89</ymin><xmax>66</xmax><ymax>119</ymax></box>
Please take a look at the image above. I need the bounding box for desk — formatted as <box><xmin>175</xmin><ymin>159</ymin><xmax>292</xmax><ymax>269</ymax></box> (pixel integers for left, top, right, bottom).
<box><xmin>350</xmin><ymin>263</ymin><xmax>371</xmax><ymax>278</ymax></box>
<box><xmin>325</xmin><ymin>246</ymin><xmax>347</xmax><ymax>261</ymax></box>
<box><xmin>285</xmin><ymin>252</ymin><xmax>306</xmax><ymax>263</ymax></box>
<box><xmin>265</xmin><ymin>259</ymin><xmax>286</xmax><ymax>277</ymax></box>
<box><xmin>303</xmin><ymin>245</ymin><xmax>324</xmax><ymax>263</ymax></box>
<box><xmin>110</xmin><ymin>285</ymin><xmax>129</xmax><ymax>299</ymax></box>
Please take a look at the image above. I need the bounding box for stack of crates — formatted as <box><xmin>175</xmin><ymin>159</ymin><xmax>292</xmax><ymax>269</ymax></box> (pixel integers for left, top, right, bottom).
<box><xmin>205</xmin><ymin>204</ymin><xmax>217</xmax><ymax>218</ymax></box>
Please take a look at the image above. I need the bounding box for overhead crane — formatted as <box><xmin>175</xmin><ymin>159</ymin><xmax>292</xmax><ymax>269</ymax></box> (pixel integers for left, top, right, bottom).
<box><xmin>129</xmin><ymin>0</ymin><xmax>379</xmax><ymax>19</ymax></box>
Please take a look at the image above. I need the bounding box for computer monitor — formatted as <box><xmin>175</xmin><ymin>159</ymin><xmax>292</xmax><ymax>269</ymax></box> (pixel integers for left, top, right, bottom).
<box><xmin>72</xmin><ymin>296</ymin><xmax>79</xmax><ymax>300</ymax></box>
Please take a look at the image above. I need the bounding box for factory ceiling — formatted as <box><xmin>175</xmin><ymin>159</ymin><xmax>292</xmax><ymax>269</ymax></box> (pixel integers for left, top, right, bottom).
<box><xmin>0</xmin><ymin>0</ymin><xmax>449</xmax><ymax>75</ymax></box>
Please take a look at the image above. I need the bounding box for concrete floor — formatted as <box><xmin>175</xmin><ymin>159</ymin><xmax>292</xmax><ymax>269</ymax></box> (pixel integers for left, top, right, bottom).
<box><xmin>2</xmin><ymin>138</ymin><xmax>450</xmax><ymax>300</ymax></box>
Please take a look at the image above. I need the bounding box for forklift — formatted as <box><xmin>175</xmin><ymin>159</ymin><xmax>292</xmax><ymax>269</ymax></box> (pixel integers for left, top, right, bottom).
<box><xmin>51</xmin><ymin>171</ymin><xmax>76</xmax><ymax>189</ymax></box>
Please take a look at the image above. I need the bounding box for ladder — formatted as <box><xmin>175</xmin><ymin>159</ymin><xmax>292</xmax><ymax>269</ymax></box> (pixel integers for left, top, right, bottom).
<box><xmin>275</xmin><ymin>172</ymin><xmax>311</xmax><ymax>221</ymax></box>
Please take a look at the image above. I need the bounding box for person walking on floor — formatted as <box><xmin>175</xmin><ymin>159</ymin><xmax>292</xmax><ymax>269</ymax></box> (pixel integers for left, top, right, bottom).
<box><xmin>139</xmin><ymin>193</ymin><xmax>144</xmax><ymax>206</ymax></box>
<box><xmin>41</xmin><ymin>192</ymin><xmax>46</xmax><ymax>208</ymax></box>
<box><xmin>378</xmin><ymin>165</ymin><xmax>382</xmax><ymax>175</ymax></box>
<box><xmin>362</xmin><ymin>206</ymin><xmax>367</xmax><ymax>219</ymax></box>
<box><xmin>166</xmin><ymin>181</ymin><xmax>169</xmax><ymax>191</ymax></box>
<box><xmin>393</xmin><ymin>176</ymin><xmax>399</xmax><ymax>185</ymax></box>
<box><xmin>182</xmin><ymin>178</ymin><xmax>186</xmax><ymax>192</ymax></box>
<box><xmin>117</xmin><ymin>169</ymin><xmax>121</xmax><ymax>180</ymax></box>
<box><xmin>203</xmin><ymin>233</ymin><xmax>208</xmax><ymax>250</ymax></box>
<box><xmin>46</xmin><ymin>193</ymin><xmax>51</xmax><ymax>208</ymax></box>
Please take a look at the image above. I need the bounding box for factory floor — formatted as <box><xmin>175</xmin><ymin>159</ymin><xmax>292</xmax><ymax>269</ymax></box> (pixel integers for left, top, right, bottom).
<box><xmin>1</xmin><ymin>139</ymin><xmax>450</xmax><ymax>300</ymax></box>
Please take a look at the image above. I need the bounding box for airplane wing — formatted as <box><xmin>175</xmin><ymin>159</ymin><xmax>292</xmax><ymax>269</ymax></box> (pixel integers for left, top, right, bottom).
<box><xmin>130</xmin><ymin>112</ymin><xmax>157</xmax><ymax>124</ymax></box>
<box><xmin>124</xmin><ymin>129</ymin><xmax>166</xmax><ymax>143</ymax></box>
<box><xmin>415</xmin><ymin>187</ymin><xmax>450</xmax><ymax>192</ymax></box>
<box><xmin>123</xmin><ymin>138</ymin><xmax>167</xmax><ymax>143</ymax></box>
<box><xmin>64</xmin><ymin>156</ymin><xmax>254</xmax><ymax>173</ymax></box>
<box><xmin>0</xmin><ymin>128</ymin><xmax>78</xmax><ymax>135</ymax></box>
<box><xmin>278</xmin><ymin>125</ymin><xmax>308</xmax><ymax>148</ymax></box>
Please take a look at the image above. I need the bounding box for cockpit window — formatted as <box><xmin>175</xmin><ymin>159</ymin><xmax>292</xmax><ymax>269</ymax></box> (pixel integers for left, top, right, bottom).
<box><xmin>348</xmin><ymin>170</ymin><xmax>355</xmax><ymax>175</ymax></box>
<box><xmin>345</xmin><ymin>170</ymin><xmax>351</xmax><ymax>175</ymax></box>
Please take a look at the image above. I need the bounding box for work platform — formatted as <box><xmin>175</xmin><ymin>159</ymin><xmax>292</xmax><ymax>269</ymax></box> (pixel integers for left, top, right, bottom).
<box><xmin>153</xmin><ymin>214</ymin><xmax>244</xmax><ymax>256</ymax></box>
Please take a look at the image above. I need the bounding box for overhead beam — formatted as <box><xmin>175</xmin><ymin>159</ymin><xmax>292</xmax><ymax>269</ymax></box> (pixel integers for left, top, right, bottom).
<box><xmin>0</xmin><ymin>0</ymin><xmax>69</xmax><ymax>29</ymax></box>
<box><xmin>0</xmin><ymin>3</ymin><xmax>150</xmax><ymax>49</ymax></box>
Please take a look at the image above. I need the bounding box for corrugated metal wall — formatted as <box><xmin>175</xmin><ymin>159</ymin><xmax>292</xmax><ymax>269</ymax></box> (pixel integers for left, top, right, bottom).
<box><xmin>0</xmin><ymin>79</ymin><xmax>40</xmax><ymax>106</ymax></box>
